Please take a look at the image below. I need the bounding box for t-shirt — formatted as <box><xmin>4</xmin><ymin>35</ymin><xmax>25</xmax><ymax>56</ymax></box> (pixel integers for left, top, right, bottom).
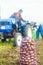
<box><xmin>10</xmin><ymin>12</ymin><xmax>22</xmax><ymax>21</ymax></box>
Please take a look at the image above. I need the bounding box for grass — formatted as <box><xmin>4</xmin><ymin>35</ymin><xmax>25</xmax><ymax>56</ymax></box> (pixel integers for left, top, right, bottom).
<box><xmin>35</xmin><ymin>39</ymin><xmax>43</xmax><ymax>65</ymax></box>
<box><xmin>0</xmin><ymin>39</ymin><xmax>43</xmax><ymax>65</ymax></box>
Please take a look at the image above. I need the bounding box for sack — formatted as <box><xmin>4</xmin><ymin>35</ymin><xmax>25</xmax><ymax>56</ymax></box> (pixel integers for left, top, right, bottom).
<box><xmin>20</xmin><ymin>37</ymin><xmax>37</xmax><ymax>65</ymax></box>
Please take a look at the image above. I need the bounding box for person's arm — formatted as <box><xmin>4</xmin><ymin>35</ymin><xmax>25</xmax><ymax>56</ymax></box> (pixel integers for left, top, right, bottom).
<box><xmin>19</xmin><ymin>16</ymin><xmax>26</xmax><ymax>22</ymax></box>
<box><xmin>21</xmin><ymin>18</ymin><xmax>26</xmax><ymax>22</ymax></box>
<box><xmin>19</xmin><ymin>14</ymin><xmax>26</xmax><ymax>22</ymax></box>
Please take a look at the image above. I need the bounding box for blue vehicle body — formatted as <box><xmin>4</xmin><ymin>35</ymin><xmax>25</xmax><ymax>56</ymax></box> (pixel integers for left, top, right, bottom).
<box><xmin>9</xmin><ymin>18</ymin><xmax>30</xmax><ymax>34</ymax></box>
<box><xmin>0</xmin><ymin>19</ymin><xmax>12</xmax><ymax>33</ymax></box>
<box><xmin>0</xmin><ymin>18</ymin><xmax>30</xmax><ymax>40</ymax></box>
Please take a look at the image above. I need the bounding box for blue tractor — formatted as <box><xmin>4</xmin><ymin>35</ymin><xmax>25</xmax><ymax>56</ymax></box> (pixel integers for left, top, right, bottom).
<box><xmin>0</xmin><ymin>19</ymin><xmax>13</xmax><ymax>42</ymax></box>
<box><xmin>0</xmin><ymin>18</ymin><xmax>32</xmax><ymax>46</ymax></box>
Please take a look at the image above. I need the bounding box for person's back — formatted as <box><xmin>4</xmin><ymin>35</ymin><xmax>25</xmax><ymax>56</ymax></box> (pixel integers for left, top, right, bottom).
<box><xmin>10</xmin><ymin>9</ymin><xmax>22</xmax><ymax>21</ymax></box>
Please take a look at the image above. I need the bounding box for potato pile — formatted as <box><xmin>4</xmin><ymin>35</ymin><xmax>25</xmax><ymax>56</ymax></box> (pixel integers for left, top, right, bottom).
<box><xmin>20</xmin><ymin>37</ymin><xmax>37</xmax><ymax>65</ymax></box>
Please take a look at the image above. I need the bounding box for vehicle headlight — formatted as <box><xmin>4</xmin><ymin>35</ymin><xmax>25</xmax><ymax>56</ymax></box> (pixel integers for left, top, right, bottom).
<box><xmin>1</xmin><ymin>26</ymin><xmax>5</xmax><ymax>29</ymax></box>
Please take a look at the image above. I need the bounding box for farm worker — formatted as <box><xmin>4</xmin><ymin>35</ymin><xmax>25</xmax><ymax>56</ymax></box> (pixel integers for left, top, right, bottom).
<box><xmin>10</xmin><ymin>9</ymin><xmax>26</xmax><ymax>31</ymax></box>
<box><xmin>10</xmin><ymin>9</ymin><xmax>26</xmax><ymax>22</ymax></box>
<box><xmin>20</xmin><ymin>37</ymin><xmax>37</xmax><ymax>65</ymax></box>
<box><xmin>36</xmin><ymin>24</ymin><xmax>43</xmax><ymax>39</ymax></box>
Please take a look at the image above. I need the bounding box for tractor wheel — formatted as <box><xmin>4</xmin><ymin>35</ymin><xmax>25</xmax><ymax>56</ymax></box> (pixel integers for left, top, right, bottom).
<box><xmin>13</xmin><ymin>33</ymin><xmax>22</xmax><ymax>46</ymax></box>
<box><xmin>1</xmin><ymin>39</ymin><xmax>4</xmax><ymax>42</ymax></box>
<box><xmin>24</xmin><ymin>25</ymin><xmax>32</xmax><ymax>38</ymax></box>
<box><xmin>1</xmin><ymin>38</ymin><xmax>6</xmax><ymax>42</ymax></box>
<box><xmin>0</xmin><ymin>33</ymin><xmax>6</xmax><ymax>42</ymax></box>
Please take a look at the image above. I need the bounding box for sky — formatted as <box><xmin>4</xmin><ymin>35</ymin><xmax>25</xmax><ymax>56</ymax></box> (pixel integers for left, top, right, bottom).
<box><xmin>0</xmin><ymin>0</ymin><xmax>43</xmax><ymax>23</ymax></box>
